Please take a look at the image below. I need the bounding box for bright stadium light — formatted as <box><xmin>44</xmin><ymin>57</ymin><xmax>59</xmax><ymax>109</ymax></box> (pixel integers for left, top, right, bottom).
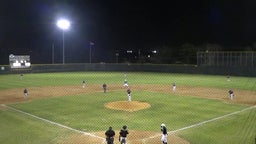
<box><xmin>57</xmin><ymin>19</ymin><xmax>70</xmax><ymax>30</ymax></box>
<box><xmin>56</xmin><ymin>19</ymin><xmax>70</xmax><ymax>64</ymax></box>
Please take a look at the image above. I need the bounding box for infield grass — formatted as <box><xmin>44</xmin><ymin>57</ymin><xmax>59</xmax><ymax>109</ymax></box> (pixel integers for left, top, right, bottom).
<box><xmin>0</xmin><ymin>108</ymin><xmax>73</xmax><ymax>144</ymax></box>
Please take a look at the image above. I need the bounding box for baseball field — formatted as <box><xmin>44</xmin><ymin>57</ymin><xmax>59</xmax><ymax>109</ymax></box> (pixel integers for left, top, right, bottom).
<box><xmin>0</xmin><ymin>72</ymin><xmax>255</xmax><ymax>144</ymax></box>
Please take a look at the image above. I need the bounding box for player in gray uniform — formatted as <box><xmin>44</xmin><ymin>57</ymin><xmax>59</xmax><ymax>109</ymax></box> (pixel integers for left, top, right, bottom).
<box><xmin>103</xmin><ymin>83</ymin><xmax>107</xmax><ymax>93</ymax></box>
<box><xmin>20</xmin><ymin>74</ymin><xmax>24</xmax><ymax>80</ymax></box>
<box><xmin>24</xmin><ymin>88</ymin><xmax>28</xmax><ymax>99</ymax></box>
<box><xmin>161</xmin><ymin>123</ymin><xmax>168</xmax><ymax>144</ymax></box>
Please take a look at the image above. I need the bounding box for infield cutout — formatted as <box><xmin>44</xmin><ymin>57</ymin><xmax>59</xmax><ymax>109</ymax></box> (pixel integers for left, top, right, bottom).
<box><xmin>105</xmin><ymin>101</ymin><xmax>151</xmax><ymax>112</ymax></box>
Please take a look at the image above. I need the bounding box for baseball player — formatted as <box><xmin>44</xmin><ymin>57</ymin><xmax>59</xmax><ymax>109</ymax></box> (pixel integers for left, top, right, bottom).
<box><xmin>161</xmin><ymin>123</ymin><xmax>168</xmax><ymax>144</ymax></box>
<box><xmin>227</xmin><ymin>75</ymin><xmax>230</xmax><ymax>81</ymax></box>
<box><xmin>20</xmin><ymin>74</ymin><xmax>23</xmax><ymax>80</ymax></box>
<box><xmin>123</xmin><ymin>79</ymin><xmax>129</xmax><ymax>87</ymax></box>
<box><xmin>82</xmin><ymin>80</ymin><xmax>86</xmax><ymax>88</ymax></box>
<box><xmin>119</xmin><ymin>125</ymin><xmax>129</xmax><ymax>144</ymax></box>
<box><xmin>172</xmin><ymin>83</ymin><xmax>176</xmax><ymax>92</ymax></box>
<box><xmin>228</xmin><ymin>89</ymin><xmax>234</xmax><ymax>100</ymax></box>
<box><xmin>103</xmin><ymin>83</ymin><xmax>107</xmax><ymax>93</ymax></box>
<box><xmin>127</xmin><ymin>88</ymin><xmax>131</xmax><ymax>101</ymax></box>
<box><xmin>105</xmin><ymin>126</ymin><xmax>115</xmax><ymax>144</ymax></box>
<box><xmin>24</xmin><ymin>88</ymin><xmax>28</xmax><ymax>99</ymax></box>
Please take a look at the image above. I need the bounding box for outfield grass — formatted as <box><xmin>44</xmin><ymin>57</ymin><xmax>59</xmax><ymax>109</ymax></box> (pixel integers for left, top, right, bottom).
<box><xmin>1</xmin><ymin>72</ymin><xmax>256</xmax><ymax>90</ymax></box>
<box><xmin>0</xmin><ymin>72</ymin><xmax>255</xmax><ymax>144</ymax></box>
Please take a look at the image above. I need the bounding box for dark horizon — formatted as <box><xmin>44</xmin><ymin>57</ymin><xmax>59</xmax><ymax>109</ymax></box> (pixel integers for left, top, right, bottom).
<box><xmin>1</xmin><ymin>0</ymin><xmax>256</xmax><ymax>64</ymax></box>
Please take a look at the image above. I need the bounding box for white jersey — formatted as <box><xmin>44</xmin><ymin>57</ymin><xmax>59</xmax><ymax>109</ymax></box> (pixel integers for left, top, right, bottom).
<box><xmin>123</xmin><ymin>80</ymin><xmax>129</xmax><ymax>87</ymax></box>
<box><xmin>172</xmin><ymin>84</ymin><xmax>176</xmax><ymax>92</ymax></box>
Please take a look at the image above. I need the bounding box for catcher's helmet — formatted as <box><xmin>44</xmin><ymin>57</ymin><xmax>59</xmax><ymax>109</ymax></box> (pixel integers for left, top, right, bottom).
<box><xmin>123</xmin><ymin>125</ymin><xmax>127</xmax><ymax>129</ymax></box>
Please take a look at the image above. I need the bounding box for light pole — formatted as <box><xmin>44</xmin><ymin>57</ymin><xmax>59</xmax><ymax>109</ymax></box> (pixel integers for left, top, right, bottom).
<box><xmin>115</xmin><ymin>52</ymin><xmax>119</xmax><ymax>63</ymax></box>
<box><xmin>52</xmin><ymin>43</ymin><xmax>54</xmax><ymax>64</ymax></box>
<box><xmin>56</xmin><ymin>19</ymin><xmax>70</xmax><ymax>64</ymax></box>
<box><xmin>89</xmin><ymin>41</ymin><xmax>94</xmax><ymax>63</ymax></box>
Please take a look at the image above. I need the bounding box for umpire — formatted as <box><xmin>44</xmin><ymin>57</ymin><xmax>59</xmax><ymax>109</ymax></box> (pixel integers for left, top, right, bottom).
<box><xmin>105</xmin><ymin>126</ymin><xmax>115</xmax><ymax>144</ymax></box>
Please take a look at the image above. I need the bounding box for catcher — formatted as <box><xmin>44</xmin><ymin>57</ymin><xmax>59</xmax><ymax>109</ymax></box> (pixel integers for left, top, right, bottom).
<box><xmin>119</xmin><ymin>125</ymin><xmax>129</xmax><ymax>144</ymax></box>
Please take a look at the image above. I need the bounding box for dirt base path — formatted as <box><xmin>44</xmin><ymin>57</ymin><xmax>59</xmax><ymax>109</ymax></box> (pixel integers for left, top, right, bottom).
<box><xmin>131</xmin><ymin>84</ymin><xmax>255</xmax><ymax>105</ymax></box>
<box><xmin>59</xmin><ymin>131</ymin><xmax>190</xmax><ymax>144</ymax></box>
<box><xmin>0</xmin><ymin>84</ymin><xmax>255</xmax><ymax>105</ymax></box>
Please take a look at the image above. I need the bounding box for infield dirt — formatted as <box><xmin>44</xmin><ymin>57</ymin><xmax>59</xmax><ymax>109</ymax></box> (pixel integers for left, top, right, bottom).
<box><xmin>0</xmin><ymin>84</ymin><xmax>254</xmax><ymax>105</ymax></box>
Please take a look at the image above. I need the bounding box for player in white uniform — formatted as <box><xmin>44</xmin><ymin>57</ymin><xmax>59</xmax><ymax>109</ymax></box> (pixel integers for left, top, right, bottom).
<box><xmin>228</xmin><ymin>90</ymin><xmax>234</xmax><ymax>100</ymax></box>
<box><xmin>82</xmin><ymin>80</ymin><xmax>86</xmax><ymax>88</ymax></box>
<box><xmin>227</xmin><ymin>75</ymin><xmax>230</xmax><ymax>81</ymax></box>
<box><xmin>161</xmin><ymin>123</ymin><xmax>168</xmax><ymax>144</ymax></box>
<box><xmin>123</xmin><ymin>79</ymin><xmax>129</xmax><ymax>87</ymax></box>
<box><xmin>172</xmin><ymin>83</ymin><xmax>176</xmax><ymax>92</ymax></box>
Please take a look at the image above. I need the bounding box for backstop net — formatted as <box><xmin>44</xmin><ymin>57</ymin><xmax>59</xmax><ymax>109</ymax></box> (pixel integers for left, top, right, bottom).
<box><xmin>197</xmin><ymin>51</ymin><xmax>256</xmax><ymax>67</ymax></box>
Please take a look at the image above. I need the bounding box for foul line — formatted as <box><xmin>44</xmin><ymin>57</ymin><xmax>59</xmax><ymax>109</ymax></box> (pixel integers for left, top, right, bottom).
<box><xmin>4</xmin><ymin>104</ymin><xmax>255</xmax><ymax>142</ymax></box>
<box><xmin>4</xmin><ymin>104</ymin><xmax>105</xmax><ymax>142</ymax></box>
<box><xmin>144</xmin><ymin>105</ymin><xmax>256</xmax><ymax>140</ymax></box>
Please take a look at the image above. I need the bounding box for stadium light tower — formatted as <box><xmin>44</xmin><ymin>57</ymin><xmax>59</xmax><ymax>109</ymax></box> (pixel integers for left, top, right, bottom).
<box><xmin>56</xmin><ymin>19</ymin><xmax>70</xmax><ymax>64</ymax></box>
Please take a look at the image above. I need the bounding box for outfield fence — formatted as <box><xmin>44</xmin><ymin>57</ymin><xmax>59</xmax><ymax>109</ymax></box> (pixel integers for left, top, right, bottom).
<box><xmin>0</xmin><ymin>63</ymin><xmax>256</xmax><ymax>77</ymax></box>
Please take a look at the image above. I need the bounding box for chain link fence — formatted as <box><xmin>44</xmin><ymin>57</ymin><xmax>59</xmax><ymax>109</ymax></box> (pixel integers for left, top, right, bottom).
<box><xmin>197</xmin><ymin>51</ymin><xmax>256</xmax><ymax>67</ymax></box>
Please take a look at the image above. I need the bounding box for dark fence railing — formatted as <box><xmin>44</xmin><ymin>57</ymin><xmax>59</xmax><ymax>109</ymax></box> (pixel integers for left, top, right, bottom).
<box><xmin>0</xmin><ymin>63</ymin><xmax>255</xmax><ymax>77</ymax></box>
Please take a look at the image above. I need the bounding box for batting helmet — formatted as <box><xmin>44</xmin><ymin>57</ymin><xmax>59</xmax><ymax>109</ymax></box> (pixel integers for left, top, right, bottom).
<box><xmin>161</xmin><ymin>123</ymin><xmax>165</xmax><ymax>127</ymax></box>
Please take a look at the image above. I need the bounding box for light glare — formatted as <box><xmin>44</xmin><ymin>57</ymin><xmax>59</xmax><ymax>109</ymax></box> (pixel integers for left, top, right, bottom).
<box><xmin>57</xmin><ymin>19</ymin><xmax>70</xmax><ymax>30</ymax></box>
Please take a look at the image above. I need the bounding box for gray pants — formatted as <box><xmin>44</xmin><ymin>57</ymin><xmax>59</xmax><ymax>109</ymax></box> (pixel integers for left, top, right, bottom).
<box><xmin>120</xmin><ymin>137</ymin><xmax>127</xmax><ymax>144</ymax></box>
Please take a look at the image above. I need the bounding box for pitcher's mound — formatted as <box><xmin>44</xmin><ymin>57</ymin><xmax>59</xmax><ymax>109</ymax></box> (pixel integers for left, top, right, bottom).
<box><xmin>105</xmin><ymin>101</ymin><xmax>151</xmax><ymax>112</ymax></box>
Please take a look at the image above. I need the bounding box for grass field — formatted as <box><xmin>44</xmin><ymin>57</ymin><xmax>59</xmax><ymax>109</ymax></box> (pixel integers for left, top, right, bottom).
<box><xmin>0</xmin><ymin>72</ymin><xmax>255</xmax><ymax>144</ymax></box>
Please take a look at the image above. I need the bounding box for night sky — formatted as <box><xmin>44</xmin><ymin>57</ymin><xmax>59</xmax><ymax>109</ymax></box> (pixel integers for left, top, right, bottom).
<box><xmin>1</xmin><ymin>0</ymin><xmax>256</xmax><ymax>64</ymax></box>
